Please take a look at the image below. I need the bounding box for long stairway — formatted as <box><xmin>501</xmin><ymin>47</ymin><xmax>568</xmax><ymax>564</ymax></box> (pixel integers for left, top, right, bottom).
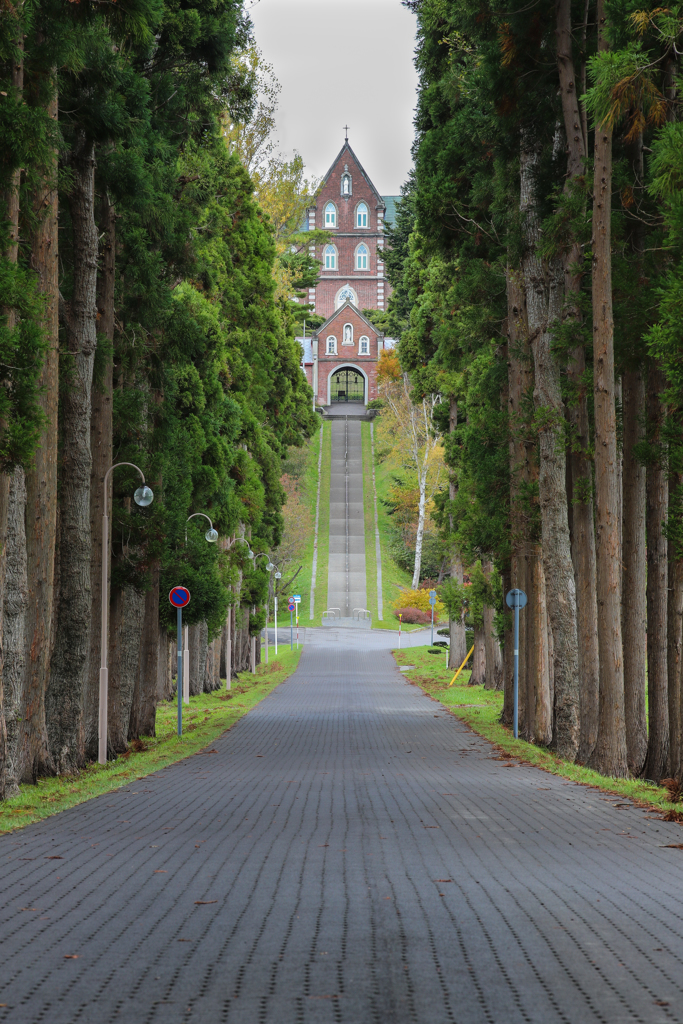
<box><xmin>326</xmin><ymin>416</ymin><xmax>369</xmax><ymax>626</ymax></box>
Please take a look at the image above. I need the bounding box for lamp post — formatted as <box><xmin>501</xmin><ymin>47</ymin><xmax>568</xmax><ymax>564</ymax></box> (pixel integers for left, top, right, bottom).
<box><xmin>246</xmin><ymin>549</ymin><xmax>272</xmax><ymax>669</ymax></box>
<box><xmin>266</xmin><ymin>563</ymin><xmax>282</xmax><ymax>655</ymax></box>
<box><xmin>99</xmin><ymin>463</ymin><xmax>153</xmax><ymax>765</ymax></box>
<box><xmin>183</xmin><ymin>513</ymin><xmax>219</xmax><ymax>702</ymax></box>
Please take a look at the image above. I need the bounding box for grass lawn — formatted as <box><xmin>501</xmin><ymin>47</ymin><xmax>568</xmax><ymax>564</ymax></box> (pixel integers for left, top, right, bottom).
<box><xmin>393</xmin><ymin>644</ymin><xmax>683</xmax><ymax>819</ymax></box>
<box><xmin>367</xmin><ymin>420</ymin><xmax>412</xmax><ymax>627</ymax></box>
<box><xmin>0</xmin><ymin>647</ymin><xmax>303</xmax><ymax>834</ymax></box>
<box><xmin>277</xmin><ymin>422</ymin><xmax>330</xmax><ymax>626</ymax></box>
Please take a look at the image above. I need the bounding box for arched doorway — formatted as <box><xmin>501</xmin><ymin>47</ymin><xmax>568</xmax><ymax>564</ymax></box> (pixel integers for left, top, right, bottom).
<box><xmin>330</xmin><ymin>366</ymin><xmax>365</xmax><ymax>403</ymax></box>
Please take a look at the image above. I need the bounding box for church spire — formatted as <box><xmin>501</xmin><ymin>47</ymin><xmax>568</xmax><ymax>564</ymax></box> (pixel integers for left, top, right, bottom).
<box><xmin>343</xmin><ymin>124</ymin><xmax>349</xmax><ymax>142</ymax></box>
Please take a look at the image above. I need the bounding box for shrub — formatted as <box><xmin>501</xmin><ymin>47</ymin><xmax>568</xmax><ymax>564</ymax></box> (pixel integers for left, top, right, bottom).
<box><xmin>391</xmin><ymin>587</ymin><xmax>445</xmax><ymax>619</ymax></box>
<box><xmin>394</xmin><ymin>606</ymin><xmax>431</xmax><ymax>625</ymax></box>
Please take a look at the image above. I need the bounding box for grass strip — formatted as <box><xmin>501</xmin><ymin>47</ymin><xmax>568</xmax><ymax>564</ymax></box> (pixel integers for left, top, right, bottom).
<box><xmin>0</xmin><ymin>647</ymin><xmax>303</xmax><ymax>834</ymax></box>
<box><xmin>369</xmin><ymin>420</ymin><xmax>412</xmax><ymax>626</ymax></box>
<box><xmin>393</xmin><ymin>644</ymin><xmax>683</xmax><ymax>820</ymax></box>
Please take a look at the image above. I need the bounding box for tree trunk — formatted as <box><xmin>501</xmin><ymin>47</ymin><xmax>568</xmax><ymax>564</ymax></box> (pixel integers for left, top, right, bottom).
<box><xmin>622</xmin><ymin>369</ymin><xmax>647</xmax><ymax>774</ymax></box>
<box><xmin>568</xmin><ymin>343</ymin><xmax>600</xmax><ymax>763</ymax></box>
<box><xmin>506</xmin><ymin>268</ymin><xmax>530</xmax><ymax>729</ymax></box>
<box><xmin>447</xmin><ymin>398</ymin><xmax>467</xmax><ymax>668</ymax></box>
<box><xmin>84</xmin><ymin>191</ymin><xmax>115</xmax><ymax>760</ymax></box>
<box><xmin>642</xmin><ymin>362</ymin><xmax>669</xmax><ymax>782</ymax></box>
<box><xmin>107</xmin><ymin>585</ymin><xmax>145</xmax><ymax>754</ymax></box>
<box><xmin>3</xmin><ymin>469</ymin><xmax>27</xmax><ymax>796</ymax></box>
<box><xmin>668</xmin><ymin>540</ymin><xmax>683</xmax><ymax>782</ymax></box>
<box><xmin>20</xmin><ymin>86</ymin><xmax>59</xmax><ymax>782</ymax></box>
<box><xmin>0</xmin><ymin>32</ymin><xmax>24</xmax><ymax>797</ymax></box>
<box><xmin>46</xmin><ymin>134</ymin><xmax>99</xmax><ymax>772</ymax></box>
<box><xmin>528</xmin><ymin>548</ymin><xmax>552</xmax><ymax>745</ymax></box>
<box><xmin>482</xmin><ymin>560</ymin><xmax>502</xmax><ymax>691</ymax></box>
<box><xmin>520</xmin><ymin>137</ymin><xmax>580</xmax><ymax>760</ymax></box>
<box><xmin>412</xmin><ymin>453</ymin><xmax>428</xmax><ymax>588</ymax></box>
<box><xmin>588</xmin><ymin>1</ymin><xmax>627</xmax><ymax>776</ymax></box>
<box><xmin>129</xmin><ymin>560</ymin><xmax>160</xmax><ymax>739</ymax></box>
<box><xmin>470</xmin><ymin>627</ymin><xmax>486</xmax><ymax>686</ymax></box>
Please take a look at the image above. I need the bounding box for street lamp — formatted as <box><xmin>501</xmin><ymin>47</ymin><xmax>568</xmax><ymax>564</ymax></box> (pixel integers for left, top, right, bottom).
<box><xmin>266</xmin><ymin>562</ymin><xmax>282</xmax><ymax>655</ymax></box>
<box><xmin>247</xmin><ymin>549</ymin><xmax>270</xmax><ymax>671</ymax></box>
<box><xmin>182</xmin><ymin>513</ymin><xmax>219</xmax><ymax>703</ymax></box>
<box><xmin>99</xmin><ymin>462</ymin><xmax>153</xmax><ymax>765</ymax></box>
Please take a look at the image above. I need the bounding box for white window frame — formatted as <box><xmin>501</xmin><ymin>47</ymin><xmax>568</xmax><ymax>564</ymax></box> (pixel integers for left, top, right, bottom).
<box><xmin>324</xmin><ymin>244</ymin><xmax>337</xmax><ymax>270</ymax></box>
<box><xmin>325</xmin><ymin>203</ymin><xmax>337</xmax><ymax>227</ymax></box>
<box><xmin>356</xmin><ymin>243</ymin><xmax>369</xmax><ymax>271</ymax></box>
<box><xmin>356</xmin><ymin>202</ymin><xmax>368</xmax><ymax>228</ymax></box>
<box><xmin>326</xmin><ymin>336</ymin><xmax>337</xmax><ymax>355</ymax></box>
<box><xmin>359</xmin><ymin>336</ymin><xmax>370</xmax><ymax>355</ymax></box>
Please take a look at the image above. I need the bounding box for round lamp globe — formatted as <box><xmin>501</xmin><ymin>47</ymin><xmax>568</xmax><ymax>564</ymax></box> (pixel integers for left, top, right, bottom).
<box><xmin>134</xmin><ymin>485</ymin><xmax>154</xmax><ymax>507</ymax></box>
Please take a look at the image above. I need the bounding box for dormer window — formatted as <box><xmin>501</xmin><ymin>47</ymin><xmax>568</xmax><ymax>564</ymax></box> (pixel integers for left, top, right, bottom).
<box><xmin>356</xmin><ymin>243</ymin><xmax>369</xmax><ymax>271</ymax></box>
<box><xmin>341</xmin><ymin>172</ymin><xmax>352</xmax><ymax>196</ymax></box>
<box><xmin>326</xmin><ymin>336</ymin><xmax>337</xmax><ymax>355</ymax></box>
<box><xmin>359</xmin><ymin>336</ymin><xmax>370</xmax><ymax>355</ymax></box>
<box><xmin>356</xmin><ymin>202</ymin><xmax>368</xmax><ymax>228</ymax></box>
<box><xmin>325</xmin><ymin>202</ymin><xmax>337</xmax><ymax>227</ymax></box>
<box><xmin>324</xmin><ymin>244</ymin><xmax>337</xmax><ymax>270</ymax></box>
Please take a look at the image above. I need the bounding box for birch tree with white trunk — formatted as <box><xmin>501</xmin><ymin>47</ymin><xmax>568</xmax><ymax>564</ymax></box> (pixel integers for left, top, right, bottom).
<box><xmin>379</xmin><ymin>372</ymin><xmax>443</xmax><ymax>588</ymax></box>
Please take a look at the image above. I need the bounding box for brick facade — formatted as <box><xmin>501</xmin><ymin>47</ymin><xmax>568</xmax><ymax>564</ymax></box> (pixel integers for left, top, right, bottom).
<box><xmin>307</xmin><ymin>303</ymin><xmax>387</xmax><ymax>407</ymax></box>
<box><xmin>306</xmin><ymin>140</ymin><xmax>392</xmax><ymax>320</ymax></box>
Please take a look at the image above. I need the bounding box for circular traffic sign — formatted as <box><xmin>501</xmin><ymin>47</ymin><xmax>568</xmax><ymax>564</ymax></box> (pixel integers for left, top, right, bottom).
<box><xmin>288</xmin><ymin>600</ymin><xmax>295</xmax><ymax>612</ymax></box>
<box><xmin>169</xmin><ymin>586</ymin><xmax>191</xmax><ymax>608</ymax></box>
<box><xmin>506</xmin><ymin>588</ymin><xmax>527</xmax><ymax>610</ymax></box>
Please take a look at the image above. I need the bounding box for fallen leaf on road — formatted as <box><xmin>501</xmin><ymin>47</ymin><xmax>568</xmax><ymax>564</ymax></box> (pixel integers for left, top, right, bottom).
<box><xmin>318</xmin><ymin>844</ymin><xmax>329</xmax><ymax>847</ymax></box>
<box><xmin>435</xmin><ymin>879</ymin><xmax>452</xmax><ymax>883</ymax></box>
<box><xmin>20</xmin><ymin>908</ymin><xmax>38</xmax><ymax>912</ymax></box>
<box><xmin>153</xmin><ymin>870</ymin><xmax>167</xmax><ymax>873</ymax></box>
<box><xmin>663</xmin><ymin>844</ymin><xmax>683</xmax><ymax>849</ymax></box>
<box><xmin>64</xmin><ymin>955</ymin><xmax>80</xmax><ymax>959</ymax></box>
<box><xmin>45</xmin><ymin>856</ymin><xmax>63</xmax><ymax>859</ymax></box>
<box><xmin>194</xmin><ymin>900</ymin><xmax>217</xmax><ymax>905</ymax></box>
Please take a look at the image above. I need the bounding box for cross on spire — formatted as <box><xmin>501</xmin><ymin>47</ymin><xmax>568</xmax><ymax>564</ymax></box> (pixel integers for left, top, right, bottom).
<box><xmin>343</xmin><ymin>125</ymin><xmax>349</xmax><ymax>142</ymax></box>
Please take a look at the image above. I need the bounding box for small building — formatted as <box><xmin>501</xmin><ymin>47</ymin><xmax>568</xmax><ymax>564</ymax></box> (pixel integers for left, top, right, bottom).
<box><xmin>297</xmin><ymin>134</ymin><xmax>399</xmax><ymax>407</ymax></box>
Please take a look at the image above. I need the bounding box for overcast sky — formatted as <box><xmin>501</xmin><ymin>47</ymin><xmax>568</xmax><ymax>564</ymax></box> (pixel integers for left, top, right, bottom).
<box><xmin>248</xmin><ymin>0</ymin><xmax>419</xmax><ymax>196</ymax></box>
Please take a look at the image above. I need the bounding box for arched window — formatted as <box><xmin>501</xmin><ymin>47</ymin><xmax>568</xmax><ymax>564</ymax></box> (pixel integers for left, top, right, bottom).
<box><xmin>356</xmin><ymin>202</ymin><xmax>368</xmax><ymax>228</ymax></box>
<box><xmin>359</xmin><ymin>336</ymin><xmax>370</xmax><ymax>355</ymax></box>
<box><xmin>325</xmin><ymin>203</ymin><xmax>337</xmax><ymax>227</ymax></box>
<box><xmin>336</xmin><ymin>285</ymin><xmax>357</xmax><ymax>309</ymax></box>
<box><xmin>342</xmin><ymin>324</ymin><xmax>353</xmax><ymax>345</ymax></box>
<box><xmin>356</xmin><ymin>244</ymin><xmax>369</xmax><ymax>271</ymax></box>
<box><xmin>324</xmin><ymin>244</ymin><xmax>337</xmax><ymax>270</ymax></box>
<box><xmin>326</xmin><ymin>336</ymin><xmax>337</xmax><ymax>355</ymax></box>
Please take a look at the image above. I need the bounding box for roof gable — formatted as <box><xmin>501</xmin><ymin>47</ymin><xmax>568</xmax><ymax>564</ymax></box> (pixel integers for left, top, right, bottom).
<box><xmin>315</xmin><ymin>301</ymin><xmax>381</xmax><ymax>336</ymax></box>
<box><xmin>321</xmin><ymin>141</ymin><xmax>384</xmax><ymax>206</ymax></box>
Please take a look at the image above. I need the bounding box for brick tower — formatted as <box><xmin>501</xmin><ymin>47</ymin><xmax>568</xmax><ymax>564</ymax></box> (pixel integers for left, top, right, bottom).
<box><xmin>304</xmin><ymin>134</ymin><xmax>397</xmax><ymax>319</ymax></box>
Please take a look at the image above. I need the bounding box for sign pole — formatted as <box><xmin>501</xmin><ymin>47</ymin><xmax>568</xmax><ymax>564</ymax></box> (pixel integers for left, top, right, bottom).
<box><xmin>183</xmin><ymin>624</ymin><xmax>190</xmax><ymax>704</ymax></box>
<box><xmin>398</xmin><ymin>612</ymin><xmax>402</xmax><ymax>649</ymax></box>
<box><xmin>274</xmin><ymin>595</ymin><xmax>278</xmax><ymax>655</ymax></box>
<box><xmin>290</xmin><ymin>608</ymin><xmax>293</xmax><ymax>650</ymax></box>
<box><xmin>505</xmin><ymin>589</ymin><xmax>527</xmax><ymax>740</ymax></box>
<box><xmin>177</xmin><ymin>606</ymin><xmax>183</xmax><ymax>736</ymax></box>
<box><xmin>169</xmin><ymin>586</ymin><xmax>191</xmax><ymax>737</ymax></box>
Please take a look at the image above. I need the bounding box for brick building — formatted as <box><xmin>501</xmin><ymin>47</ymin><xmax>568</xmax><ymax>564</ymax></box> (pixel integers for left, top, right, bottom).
<box><xmin>298</xmin><ymin>136</ymin><xmax>399</xmax><ymax>406</ymax></box>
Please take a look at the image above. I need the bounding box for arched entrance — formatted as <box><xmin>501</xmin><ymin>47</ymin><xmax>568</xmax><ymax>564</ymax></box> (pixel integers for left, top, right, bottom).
<box><xmin>330</xmin><ymin>366</ymin><xmax>366</xmax><ymax>403</ymax></box>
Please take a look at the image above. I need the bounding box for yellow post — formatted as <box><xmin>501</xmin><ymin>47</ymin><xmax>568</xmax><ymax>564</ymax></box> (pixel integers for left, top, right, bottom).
<box><xmin>449</xmin><ymin>644</ymin><xmax>475</xmax><ymax>686</ymax></box>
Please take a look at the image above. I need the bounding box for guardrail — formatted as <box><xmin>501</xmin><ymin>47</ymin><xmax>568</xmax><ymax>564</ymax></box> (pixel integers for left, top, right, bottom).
<box><xmin>353</xmin><ymin>608</ymin><xmax>371</xmax><ymax>621</ymax></box>
<box><xmin>323</xmin><ymin>608</ymin><xmax>342</xmax><ymax>621</ymax></box>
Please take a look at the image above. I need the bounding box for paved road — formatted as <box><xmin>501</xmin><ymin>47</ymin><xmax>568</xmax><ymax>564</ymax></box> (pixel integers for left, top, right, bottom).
<box><xmin>2</xmin><ymin>640</ymin><xmax>683</xmax><ymax>1023</ymax></box>
<box><xmin>327</xmin><ymin>417</ymin><xmax>367</xmax><ymax>619</ymax></box>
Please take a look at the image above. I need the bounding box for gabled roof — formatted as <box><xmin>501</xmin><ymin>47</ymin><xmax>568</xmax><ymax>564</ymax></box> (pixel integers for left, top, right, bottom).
<box><xmin>313</xmin><ymin>300</ymin><xmax>382</xmax><ymax>337</ymax></box>
<box><xmin>321</xmin><ymin>141</ymin><xmax>385</xmax><ymax>207</ymax></box>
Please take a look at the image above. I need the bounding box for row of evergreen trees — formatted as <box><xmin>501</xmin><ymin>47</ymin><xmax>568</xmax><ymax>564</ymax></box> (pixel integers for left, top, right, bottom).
<box><xmin>0</xmin><ymin>0</ymin><xmax>317</xmax><ymax>796</ymax></box>
<box><xmin>386</xmin><ymin>0</ymin><xmax>683</xmax><ymax>780</ymax></box>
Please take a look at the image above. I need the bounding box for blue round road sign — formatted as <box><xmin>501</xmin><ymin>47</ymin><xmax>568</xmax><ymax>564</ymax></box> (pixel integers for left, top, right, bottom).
<box><xmin>169</xmin><ymin>586</ymin><xmax>191</xmax><ymax>608</ymax></box>
<box><xmin>288</xmin><ymin>599</ymin><xmax>295</xmax><ymax>612</ymax></box>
